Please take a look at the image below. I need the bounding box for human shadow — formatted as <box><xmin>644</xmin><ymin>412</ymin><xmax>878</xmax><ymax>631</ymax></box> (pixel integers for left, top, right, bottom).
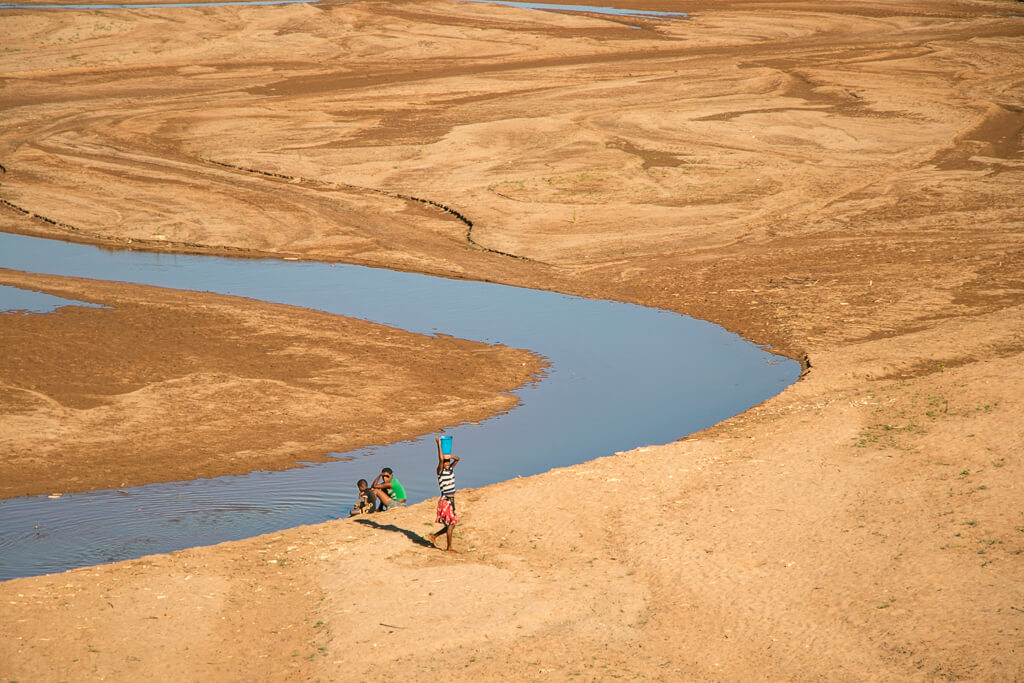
<box><xmin>352</xmin><ymin>517</ymin><xmax>435</xmax><ymax>548</ymax></box>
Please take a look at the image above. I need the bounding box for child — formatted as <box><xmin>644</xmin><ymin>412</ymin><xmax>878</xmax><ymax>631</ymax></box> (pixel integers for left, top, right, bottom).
<box><xmin>428</xmin><ymin>436</ymin><xmax>459</xmax><ymax>552</ymax></box>
<box><xmin>349</xmin><ymin>479</ymin><xmax>376</xmax><ymax>516</ymax></box>
<box><xmin>371</xmin><ymin>467</ymin><xmax>406</xmax><ymax>512</ymax></box>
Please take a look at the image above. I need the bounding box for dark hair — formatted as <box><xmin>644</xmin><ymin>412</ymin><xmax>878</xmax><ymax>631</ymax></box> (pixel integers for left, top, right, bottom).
<box><xmin>382</xmin><ymin>467</ymin><xmax>393</xmax><ymax>475</ymax></box>
<box><xmin>357</xmin><ymin>479</ymin><xmax>367</xmax><ymax>487</ymax></box>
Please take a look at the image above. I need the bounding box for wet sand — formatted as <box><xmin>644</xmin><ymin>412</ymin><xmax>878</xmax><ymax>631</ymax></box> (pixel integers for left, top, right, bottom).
<box><xmin>2</xmin><ymin>0</ymin><xmax>1023</xmax><ymax>679</ymax></box>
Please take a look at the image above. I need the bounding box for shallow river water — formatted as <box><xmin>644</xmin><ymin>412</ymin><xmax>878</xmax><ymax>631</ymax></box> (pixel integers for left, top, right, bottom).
<box><xmin>0</xmin><ymin>232</ymin><xmax>798</xmax><ymax>579</ymax></box>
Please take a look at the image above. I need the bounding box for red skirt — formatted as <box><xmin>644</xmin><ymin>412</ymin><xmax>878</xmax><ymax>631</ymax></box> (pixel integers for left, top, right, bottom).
<box><xmin>436</xmin><ymin>496</ymin><xmax>457</xmax><ymax>525</ymax></box>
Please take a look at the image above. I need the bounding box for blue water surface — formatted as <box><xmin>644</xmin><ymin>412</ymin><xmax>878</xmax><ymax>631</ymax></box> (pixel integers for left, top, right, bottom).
<box><xmin>0</xmin><ymin>283</ymin><xmax>107</xmax><ymax>314</ymax></box>
<box><xmin>0</xmin><ymin>232</ymin><xmax>796</xmax><ymax>579</ymax></box>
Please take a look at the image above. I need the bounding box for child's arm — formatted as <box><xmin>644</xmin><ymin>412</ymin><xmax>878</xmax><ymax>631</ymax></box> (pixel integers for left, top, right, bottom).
<box><xmin>436</xmin><ymin>438</ymin><xmax>460</xmax><ymax>474</ymax></box>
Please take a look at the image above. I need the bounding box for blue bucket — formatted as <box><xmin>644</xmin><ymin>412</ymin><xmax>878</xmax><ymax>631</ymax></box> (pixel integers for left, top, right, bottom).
<box><xmin>439</xmin><ymin>435</ymin><xmax>453</xmax><ymax>455</ymax></box>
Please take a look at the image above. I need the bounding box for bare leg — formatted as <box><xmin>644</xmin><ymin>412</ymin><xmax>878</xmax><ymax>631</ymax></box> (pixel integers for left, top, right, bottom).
<box><xmin>429</xmin><ymin>524</ymin><xmax>453</xmax><ymax>551</ymax></box>
<box><xmin>373</xmin><ymin>490</ymin><xmax>390</xmax><ymax>511</ymax></box>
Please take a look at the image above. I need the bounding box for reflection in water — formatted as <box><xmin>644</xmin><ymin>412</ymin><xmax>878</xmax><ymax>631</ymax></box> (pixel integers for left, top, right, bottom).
<box><xmin>0</xmin><ymin>232</ymin><xmax>797</xmax><ymax>579</ymax></box>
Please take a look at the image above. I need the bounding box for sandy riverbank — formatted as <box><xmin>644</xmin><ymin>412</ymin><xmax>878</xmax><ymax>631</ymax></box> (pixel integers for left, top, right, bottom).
<box><xmin>1</xmin><ymin>0</ymin><xmax>1022</xmax><ymax>678</ymax></box>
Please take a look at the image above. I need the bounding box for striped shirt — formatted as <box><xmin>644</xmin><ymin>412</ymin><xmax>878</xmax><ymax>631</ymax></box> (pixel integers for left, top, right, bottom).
<box><xmin>437</xmin><ymin>465</ymin><xmax>456</xmax><ymax>498</ymax></box>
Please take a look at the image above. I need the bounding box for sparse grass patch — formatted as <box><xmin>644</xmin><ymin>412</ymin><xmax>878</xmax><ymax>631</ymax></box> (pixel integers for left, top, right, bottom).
<box><xmin>852</xmin><ymin>421</ymin><xmax>921</xmax><ymax>450</ymax></box>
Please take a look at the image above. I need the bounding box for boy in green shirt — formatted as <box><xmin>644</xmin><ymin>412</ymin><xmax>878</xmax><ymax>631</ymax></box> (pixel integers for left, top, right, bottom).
<box><xmin>371</xmin><ymin>467</ymin><xmax>406</xmax><ymax>511</ymax></box>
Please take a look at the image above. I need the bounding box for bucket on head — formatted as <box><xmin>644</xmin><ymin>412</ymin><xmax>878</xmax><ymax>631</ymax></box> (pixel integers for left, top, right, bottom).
<box><xmin>440</xmin><ymin>435</ymin><xmax>453</xmax><ymax>455</ymax></box>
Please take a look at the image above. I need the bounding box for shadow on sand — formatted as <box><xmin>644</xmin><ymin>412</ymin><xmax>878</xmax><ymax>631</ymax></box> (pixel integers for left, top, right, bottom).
<box><xmin>352</xmin><ymin>517</ymin><xmax>436</xmax><ymax>548</ymax></box>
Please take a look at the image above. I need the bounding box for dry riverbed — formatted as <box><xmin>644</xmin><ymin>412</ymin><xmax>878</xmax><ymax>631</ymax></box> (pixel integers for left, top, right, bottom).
<box><xmin>2</xmin><ymin>0</ymin><xmax>1023</xmax><ymax>679</ymax></box>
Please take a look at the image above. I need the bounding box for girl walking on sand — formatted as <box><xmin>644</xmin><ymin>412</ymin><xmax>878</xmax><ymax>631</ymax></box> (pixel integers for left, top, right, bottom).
<box><xmin>429</xmin><ymin>436</ymin><xmax>459</xmax><ymax>552</ymax></box>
